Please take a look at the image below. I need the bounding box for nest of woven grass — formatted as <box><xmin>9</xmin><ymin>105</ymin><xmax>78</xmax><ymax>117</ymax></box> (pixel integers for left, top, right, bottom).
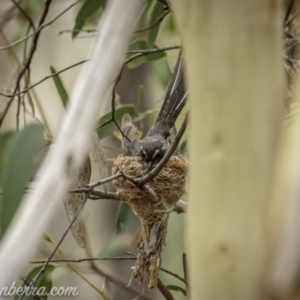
<box><xmin>112</xmin><ymin>155</ymin><xmax>187</xmax><ymax>288</ymax></box>
<box><xmin>112</xmin><ymin>155</ymin><xmax>187</xmax><ymax>214</ymax></box>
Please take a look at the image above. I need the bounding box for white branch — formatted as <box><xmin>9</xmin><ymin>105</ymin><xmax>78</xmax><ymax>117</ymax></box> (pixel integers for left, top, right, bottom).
<box><xmin>0</xmin><ymin>0</ymin><xmax>147</xmax><ymax>290</ymax></box>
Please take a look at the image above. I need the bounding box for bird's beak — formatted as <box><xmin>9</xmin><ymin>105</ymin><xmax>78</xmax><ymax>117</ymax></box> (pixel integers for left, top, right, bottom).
<box><xmin>147</xmin><ymin>161</ymin><xmax>153</xmax><ymax>170</ymax></box>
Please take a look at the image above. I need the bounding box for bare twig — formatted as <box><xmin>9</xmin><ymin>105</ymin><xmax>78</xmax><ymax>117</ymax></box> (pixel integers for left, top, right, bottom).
<box><xmin>135</xmin><ymin>10</ymin><xmax>169</xmax><ymax>33</ymax></box>
<box><xmin>0</xmin><ymin>0</ymin><xmax>25</xmax><ymax>28</ymax></box>
<box><xmin>182</xmin><ymin>253</ymin><xmax>189</xmax><ymax>285</ymax></box>
<box><xmin>284</xmin><ymin>0</ymin><xmax>296</xmax><ymax>25</ymax></box>
<box><xmin>0</xmin><ymin>60</ymin><xmax>88</xmax><ymax>98</ymax></box>
<box><xmin>30</xmin><ymin>256</ymin><xmax>136</xmax><ymax>264</ymax></box>
<box><xmin>88</xmin><ymin>172</ymin><xmax>123</xmax><ymax>188</ymax></box>
<box><xmin>157</xmin><ymin>278</ymin><xmax>175</xmax><ymax>300</ymax></box>
<box><xmin>0</xmin><ymin>0</ymin><xmax>53</xmax><ymax>127</ymax></box>
<box><xmin>30</xmin><ymin>256</ymin><xmax>187</xmax><ymax>284</ymax></box>
<box><xmin>126</xmin><ymin>44</ymin><xmax>180</xmax><ymax>55</ymax></box>
<box><xmin>90</xmin><ymin>261</ymin><xmax>154</xmax><ymax>300</ymax></box>
<box><xmin>22</xmin><ymin>278</ymin><xmax>43</xmax><ymax>300</ymax></box>
<box><xmin>88</xmin><ymin>189</ymin><xmax>120</xmax><ymax>201</ymax></box>
<box><xmin>97</xmin><ymin>44</ymin><xmax>181</xmax><ymax>138</ymax></box>
<box><xmin>17</xmin><ymin>192</ymin><xmax>90</xmax><ymax>300</ymax></box>
<box><xmin>160</xmin><ymin>267</ymin><xmax>187</xmax><ymax>285</ymax></box>
<box><xmin>59</xmin><ymin>28</ymin><xmax>97</xmax><ymax>35</ymax></box>
<box><xmin>11</xmin><ymin>0</ymin><xmax>36</xmax><ymax>30</ymax></box>
<box><xmin>286</xmin><ymin>9</ymin><xmax>300</xmax><ymax>27</ymax></box>
<box><xmin>0</xmin><ymin>0</ymin><xmax>80</xmax><ymax>51</ymax></box>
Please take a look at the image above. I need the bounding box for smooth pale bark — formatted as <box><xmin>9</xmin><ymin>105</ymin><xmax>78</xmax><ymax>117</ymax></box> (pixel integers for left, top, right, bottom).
<box><xmin>0</xmin><ymin>0</ymin><xmax>147</xmax><ymax>291</ymax></box>
<box><xmin>172</xmin><ymin>1</ymin><xmax>284</xmax><ymax>299</ymax></box>
<box><xmin>266</xmin><ymin>81</ymin><xmax>300</xmax><ymax>299</ymax></box>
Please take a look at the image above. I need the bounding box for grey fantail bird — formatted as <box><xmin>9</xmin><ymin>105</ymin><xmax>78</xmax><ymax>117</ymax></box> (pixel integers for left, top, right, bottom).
<box><xmin>121</xmin><ymin>54</ymin><xmax>187</xmax><ymax>169</ymax></box>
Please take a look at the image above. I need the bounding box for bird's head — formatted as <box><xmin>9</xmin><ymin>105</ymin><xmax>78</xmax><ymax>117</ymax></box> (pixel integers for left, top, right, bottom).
<box><xmin>138</xmin><ymin>137</ymin><xmax>168</xmax><ymax>169</ymax></box>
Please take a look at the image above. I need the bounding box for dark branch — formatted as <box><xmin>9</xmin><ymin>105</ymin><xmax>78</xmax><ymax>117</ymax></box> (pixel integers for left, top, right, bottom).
<box><xmin>17</xmin><ymin>192</ymin><xmax>90</xmax><ymax>300</ymax></box>
<box><xmin>135</xmin><ymin>11</ymin><xmax>169</xmax><ymax>33</ymax></box>
<box><xmin>0</xmin><ymin>60</ymin><xmax>88</xmax><ymax>98</ymax></box>
<box><xmin>157</xmin><ymin>278</ymin><xmax>175</xmax><ymax>300</ymax></box>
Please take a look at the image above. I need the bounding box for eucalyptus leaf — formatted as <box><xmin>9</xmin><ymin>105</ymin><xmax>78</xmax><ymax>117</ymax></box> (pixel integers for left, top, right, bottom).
<box><xmin>147</xmin><ymin>1</ymin><xmax>165</xmax><ymax>47</ymax></box>
<box><xmin>0</xmin><ymin>131</ymin><xmax>15</xmax><ymax>170</ymax></box>
<box><xmin>1</xmin><ymin>124</ymin><xmax>44</xmax><ymax>237</ymax></box>
<box><xmin>127</xmin><ymin>40</ymin><xmax>166</xmax><ymax>69</ymax></box>
<box><xmin>14</xmin><ymin>265</ymin><xmax>56</xmax><ymax>300</ymax></box>
<box><xmin>99</xmin><ymin>234</ymin><xmax>127</xmax><ymax>257</ymax></box>
<box><xmin>127</xmin><ymin>40</ymin><xmax>148</xmax><ymax>69</ymax></box>
<box><xmin>115</xmin><ymin>202</ymin><xmax>135</xmax><ymax>234</ymax></box>
<box><xmin>50</xmin><ymin>66</ymin><xmax>68</xmax><ymax>107</ymax></box>
<box><xmin>73</xmin><ymin>0</ymin><xmax>106</xmax><ymax>39</ymax></box>
<box><xmin>165</xmin><ymin>284</ymin><xmax>186</xmax><ymax>296</ymax></box>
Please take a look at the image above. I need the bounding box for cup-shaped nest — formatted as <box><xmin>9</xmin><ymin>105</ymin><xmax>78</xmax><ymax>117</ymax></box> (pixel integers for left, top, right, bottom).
<box><xmin>112</xmin><ymin>155</ymin><xmax>187</xmax><ymax>217</ymax></box>
<box><xmin>112</xmin><ymin>155</ymin><xmax>187</xmax><ymax>288</ymax></box>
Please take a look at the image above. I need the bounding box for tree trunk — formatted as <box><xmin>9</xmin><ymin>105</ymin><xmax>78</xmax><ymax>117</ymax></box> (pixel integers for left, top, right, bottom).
<box><xmin>172</xmin><ymin>1</ymin><xmax>284</xmax><ymax>299</ymax></box>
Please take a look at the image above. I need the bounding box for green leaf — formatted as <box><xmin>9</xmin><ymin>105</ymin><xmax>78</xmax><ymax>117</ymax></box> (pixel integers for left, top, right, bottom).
<box><xmin>135</xmin><ymin>0</ymin><xmax>154</xmax><ymax>30</ymax></box>
<box><xmin>127</xmin><ymin>40</ymin><xmax>166</xmax><ymax>69</ymax></box>
<box><xmin>0</xmin><ymin>131</ymin><xmax>15</xmax><ymax>171</ymax></box>
<box><xmin>73</xmin><ymin>0</ymin><xmax>106</xmax><ymax>39</ymax></box>
<box><xmin>127</xmin><ymin>40</ymin><xmax>148</xmax><ymax>69</ymax></box>
<box><xmin>99</xmin><ymin>203</ymin><xmax>136</xmax><ymax>257</ymax></box>
<box><xmin>147</xmin><ymin>1</ymin><xmax>165</xmax><ymax>47</ymax></box>
<box><xmin>97</xmin><ymin>105</ymin><xmax>145</xmax><ymax>139</ymax></box>
<box><xmin>103</xmin><ymin>278</ymin><xmax>114</xmax><ymax>300</ymax></box>
<box><xmin>50</xmin><ymin>66</ymin><xmax>69</xmax><ymax>107</ymax></box>
<box><xmin>99</xmin><ymin>234</ymin><xmax>127</xmax><ymax>257</ymax></box>
<box><xmin>166</xmin><ymin>285</ymin><xmax>186</xmax><ymax>296</ymax></box>
<box><xmin>1</xmin><ymin>124</ymin><xmax>44</xmax><ymax>237</ymax></box>
<box><xmin>180</xmin><ymin>139</ymin><xmax>188</xmax><ymax>155</ymax></box>
<box><xmin>115</xmin><ymin>202</ymin><xmax>135</xmax><ymax>234</ymax></box>
<box><xmin>14</xmin><ymin>265</ymin><xmax>55</xmax><ymax>300</ymax></box>
<box><xmin>146</xmin><ymin>49</ymin><xmax>166</xmax><ymax>62</ymax></box>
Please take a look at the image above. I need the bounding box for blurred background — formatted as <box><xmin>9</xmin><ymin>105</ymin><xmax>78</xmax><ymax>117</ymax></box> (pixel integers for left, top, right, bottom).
<box><xmin>0</xmin><ymin>0</ymin><xmax>187</xmax><ymax>299</ymax></box>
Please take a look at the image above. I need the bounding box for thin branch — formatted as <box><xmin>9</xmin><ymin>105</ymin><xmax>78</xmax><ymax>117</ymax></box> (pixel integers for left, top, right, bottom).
<box><xmin>89</xmin><ymin>189</ymin><xmax>120</xmax><ymax>200</ymax></box>
<box><xmin>135</xmin><ymin>10</ymin><xmax>169</xmax><ymax>33</ymax></box>
<box><xmin>59</xmin><ymin>28</ymin><xmax>97</xmax><ymax>35</ymax></box>
<box><xmin>0</xmin><ymin>0</ymin><xmax>26</xmax><ymax>28</ymax></box>
<box><xmin>284</xmin><ymin>0</ymin><xmax>296</xmax><ymax>25</ymax></box>
<box><xmin>30</xmin><ymin>256</ymin><xmax>187</xmax><ymax>284</ymax></box>
<box><xmin>0</xmin><ymin>60</ymin><xmax>88</xmax><ymax>98</ymax></box>
<box><xmin>97</xmin><ymin>44</ymin><xmax>181</xmax><ymax>138</ymax></box>
<box><xmin>286</xmin><ymin>9</ymin><xmax>300</xmax><ymax>27</ymax></box>
<box><xmin>0</xmin><ymin>0</ymin><xmax>53</xmax><ymax>127</ymax></box>
<box><xmin>0</xmin><ymin>0</ymin><xmax>80</xmax><ymax>51</ymax></box>
<box><xmin>157</xmin><ymin>278</ymin><xmax>175</xmax><ymax>300</ymax></box>
<box><xmin>90</xmin><ymin>261</ymin><xmax>154</xmax><ymax>300</ymax></box>
<box><xmin>11</xmin><ymin>0</ymin><xmax>36</xmax><ymax>30</ymax></box>
<box><xmin>17</xmin><ymin>193</ymin><xmax>90</xmax><ymax>300</ymax></box>
<box><xmin>160</xmin><ymin>267</ymin><xmax>187</xmax><ymax>285</ymax></box>
<box><xmin>30</xmin><ymin>256</ymin><xmax>136</xmax><ymax>264</ymax></box>
<box><xmin>182</xmin><ymin>253</ymin><xmax>189</xmax><ymax>285</ymax></box>
<box><xmin>22</xmin><ymin>278</ymin><xmax>43</xmax><ymax>300</ymax></box>
<box><xmin>88</xmin><ymin>172</ymin><xmax>123</xmax><ymax>188</ymax></box>
<box><xmin>126</xmin><ymin>44</ymin><xmax>180</xmax><ymax>55</ymax></box>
